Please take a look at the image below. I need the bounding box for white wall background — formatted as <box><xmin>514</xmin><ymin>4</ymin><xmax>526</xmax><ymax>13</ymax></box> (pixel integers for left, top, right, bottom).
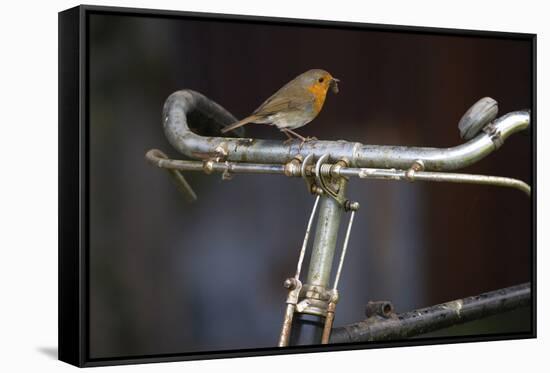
<box><xmin>0</xmin><ymin>0</ymin><xmax>547</xmax><ymax>371</ymax></box>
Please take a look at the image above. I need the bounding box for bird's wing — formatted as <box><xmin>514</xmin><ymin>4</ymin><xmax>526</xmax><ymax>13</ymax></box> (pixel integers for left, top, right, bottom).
<box><xmin>253</xmin><ymin>91</ymin><xmax>313</xmax><ymax>117</ymax></box>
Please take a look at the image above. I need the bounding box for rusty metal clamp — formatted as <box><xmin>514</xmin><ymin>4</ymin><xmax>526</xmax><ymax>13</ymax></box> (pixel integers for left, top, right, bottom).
<box><xmin>301</xmin><ymin>154</ymin><xmax>320</xmax><ymax>195</ymax></box>
<box><xmin>315</xmin><ymin>154</ymin><xmax>342</xmax><ymax>202</ymax></box>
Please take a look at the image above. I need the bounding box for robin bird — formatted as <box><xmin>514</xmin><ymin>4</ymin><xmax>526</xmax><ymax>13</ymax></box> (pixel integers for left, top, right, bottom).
<box><xmin>221</xmin><ymin>69</ymin><xmax>339</xmax><ymax>142</ymax></box>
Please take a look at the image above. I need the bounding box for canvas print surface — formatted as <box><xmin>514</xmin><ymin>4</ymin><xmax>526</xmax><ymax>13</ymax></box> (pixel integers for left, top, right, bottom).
<box><xmin>63</xmin><ymin>7</ymin><xmax>533</xmax><ymax>363</ymax></box>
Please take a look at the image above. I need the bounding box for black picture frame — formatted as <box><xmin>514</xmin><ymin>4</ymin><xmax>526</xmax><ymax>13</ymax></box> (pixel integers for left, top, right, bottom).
<box><xmin>59</xmin><ymin>4</ymin><xmax>536</xmax><ymax>367</ymax></box>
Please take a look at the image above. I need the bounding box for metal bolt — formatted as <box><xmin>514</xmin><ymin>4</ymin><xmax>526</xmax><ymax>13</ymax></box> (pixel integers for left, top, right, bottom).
<box><xmin>328</xmin><ymin>290</ymin><xmax>340</xmax><ymax>304</ymax></box>
<box><xmin>284</xmin><ymin>158</ymin><xmax>302</xmax><ymax>177</ymax></box>
<box><xmin>411</xmin><ymin>159</ymin><xmax>425</xmax><ymax>171</ymax></box>
<box><xmin>214</xmin><ymin>142</ymin><xmax>228</xmax><ymax>159</ymax></box>
<box><xmin>284</xmin><ymin>278</ymin><xmax>297</xmax><ymax>290</ymax></box>
<box><xmin>365</xmin><ymin>301</ymin><xmax>395</xmax><ymax>318</ymax></box>
<box><xmin>344</xmin><ymin>200</ymin><xmax>360</xmax><ymax>211</ymax></box>
<box><xmin>310</xmin><ymin>185</ymin><xmax>324</xmax><ymax>195</ymax></box>
<box><xmin>202</xmin><ymin>160</ymin><xmax>214</xmax><ymax>174</ymax></box>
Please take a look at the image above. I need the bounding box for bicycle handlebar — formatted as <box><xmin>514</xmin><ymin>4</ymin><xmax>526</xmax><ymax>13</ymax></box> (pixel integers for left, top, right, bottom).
<box><xmin>163</xmin><ymin>90</ymin><xmax>530</xmax><ymax>171</ymax></box>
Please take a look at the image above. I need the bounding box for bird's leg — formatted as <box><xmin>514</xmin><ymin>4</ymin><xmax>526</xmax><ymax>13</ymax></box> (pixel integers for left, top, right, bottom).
<box><xmin>281</xmin><ymin>128</ymin><xmax>298</xmax><ymax>145</ymax></box>
<box><xmin>284</xmin><ymin>128</ymin><xmax>307</xmax><ymax>142</ymax></box>
<box><xmin>281</xmin><ymin>128</ymin><xmax>294</xmax><ymax>140</ymax></box>
<box><xmin>284</xmin><ymin>128</ymin><xmax>317</xmax><ymax>144</ymax></box>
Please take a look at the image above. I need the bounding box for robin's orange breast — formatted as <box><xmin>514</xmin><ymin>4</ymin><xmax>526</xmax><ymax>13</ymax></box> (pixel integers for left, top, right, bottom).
<box><xmin>307</xmin><ymin>83</ymin><xmax>330</xmax><ymax>114</ymax></box>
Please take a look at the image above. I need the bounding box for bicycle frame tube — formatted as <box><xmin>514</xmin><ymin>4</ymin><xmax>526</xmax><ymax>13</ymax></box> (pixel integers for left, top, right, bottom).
<box><xmin>290</xmin><ymin>184</ymin><xmax>347</xmax><ymax>345</ymax></box>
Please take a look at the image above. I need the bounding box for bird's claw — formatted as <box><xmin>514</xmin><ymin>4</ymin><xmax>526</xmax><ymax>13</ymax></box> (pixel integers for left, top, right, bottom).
<box><xmin>282</xmin><ymin>133</ymin><xmax>317</xmax><ymax>146</ymax></box>
<box><xmin>283</xmin><ymin>138</ymin><xmax>296</xmax><ymax>145</ymax></box>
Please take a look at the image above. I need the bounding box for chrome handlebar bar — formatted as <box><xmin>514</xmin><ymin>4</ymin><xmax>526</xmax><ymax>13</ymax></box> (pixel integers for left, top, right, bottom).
<box><xmin>149</xmin><ymin>90</ymin><xmax>531</xmax><ymax>200</ymax></box>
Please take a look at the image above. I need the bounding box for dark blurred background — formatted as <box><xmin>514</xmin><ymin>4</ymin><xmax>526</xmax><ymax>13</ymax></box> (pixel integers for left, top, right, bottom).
<box><xmin>88</xmin><ymin>11</ymin><xmax>532</xmax><ymax>358</ymax></box>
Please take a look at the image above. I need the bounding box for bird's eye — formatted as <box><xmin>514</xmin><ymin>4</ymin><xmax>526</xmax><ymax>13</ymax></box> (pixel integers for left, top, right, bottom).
<box><xmin>318</xmin><ymin>77</ymin><xmax>324</xmax><ymax>83</ymax></box>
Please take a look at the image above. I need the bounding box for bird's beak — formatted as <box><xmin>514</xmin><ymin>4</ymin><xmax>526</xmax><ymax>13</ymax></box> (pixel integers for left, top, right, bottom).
<box><xmin>330</xmin><ymin>78</ymin><xmax>340</xmax><ymax>94</ymax></box>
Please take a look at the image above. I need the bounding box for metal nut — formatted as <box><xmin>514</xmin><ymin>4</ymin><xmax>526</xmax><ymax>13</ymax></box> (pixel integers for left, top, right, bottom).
<box><xmin>344</xmin><ymin>200</ymin><xmax>360</xmax><ymax>212</ymax></box>
<box><xmin>202</xmin><ymin>160</ymin><xmax>215</xmax><ymax>174</ymax></box>
<box><xmin>284</xmin><ymin>278</ymin><xmax>297</xmax><ymax>290</ymax></box>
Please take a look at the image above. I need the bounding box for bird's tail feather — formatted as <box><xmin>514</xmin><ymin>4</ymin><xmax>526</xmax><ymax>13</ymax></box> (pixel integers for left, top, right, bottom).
<box><xmin>221</xmin><ymin>115</ymin><xmax>259</xmax><ymax>134</ymax></box>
